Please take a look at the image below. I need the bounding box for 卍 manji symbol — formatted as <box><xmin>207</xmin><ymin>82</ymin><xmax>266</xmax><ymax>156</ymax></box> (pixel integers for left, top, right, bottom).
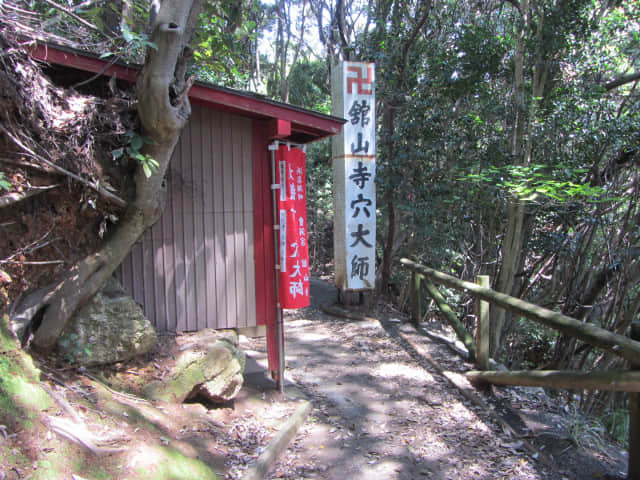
<box><xmin>346</xmin><ymin>65</ymin><xmax>374</xmax><ymax>95</ymax></box>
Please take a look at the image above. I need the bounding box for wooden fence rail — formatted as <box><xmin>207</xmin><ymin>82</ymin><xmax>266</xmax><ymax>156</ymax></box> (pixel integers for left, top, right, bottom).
<box><xmin>401</xmin><ymin>258</ymin><xmax>640</xmax><ymax>479</ymax></box>
<box><xmin>401</xmin><ymin>258</ymin><xmax>640</xmax><ymax>366</ymax></box>
<box><xmin>466</xmin><ymin>369</ymin><xmax>640</xmax><ymax>392</ymax></box>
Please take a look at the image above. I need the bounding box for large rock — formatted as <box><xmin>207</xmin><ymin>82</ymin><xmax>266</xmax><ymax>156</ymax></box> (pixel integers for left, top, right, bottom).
<box><xmin>57</xmin><ymin>277</ymin><xmax>157</xmax><ymax>366</ymax></box>
<box><xmin>143</xmin><ymin>329</ymin><xmax>245</xmax><ymax>404</ymax></box>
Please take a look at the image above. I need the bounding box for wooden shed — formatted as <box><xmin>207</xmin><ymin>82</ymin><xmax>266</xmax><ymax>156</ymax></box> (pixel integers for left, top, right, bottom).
<box><xmin>115</xmin><ymin>90</ymin><xmax>342</xmax><ymax>335</ymax></box>
<box><xmin>29</xmin><ymin>44</ymin><xmax>344</xmax><ymax>374</ymax></box>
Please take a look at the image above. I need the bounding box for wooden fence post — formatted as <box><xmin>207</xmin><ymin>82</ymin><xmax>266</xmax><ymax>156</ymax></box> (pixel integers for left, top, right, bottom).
<box><xmin>411</xmin><ymin>272</ymin><xmax>423</xmax><ymax>325</ymax></box>
<box><xmin>476</xmin><ymin>275</ymin><xmax>490</xmax><ymax>371</ymax></box>
<box><xmin>629</xmin><ymin>322</ymin><xmax>640</xmax><ymax>480</ymax></box>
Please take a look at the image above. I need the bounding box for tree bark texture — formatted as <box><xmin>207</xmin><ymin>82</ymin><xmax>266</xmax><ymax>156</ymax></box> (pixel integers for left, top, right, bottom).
<box><xmin>14</xmin><ymin>0</ymin><xmax>204</xmax><ymax>350</ymax></box>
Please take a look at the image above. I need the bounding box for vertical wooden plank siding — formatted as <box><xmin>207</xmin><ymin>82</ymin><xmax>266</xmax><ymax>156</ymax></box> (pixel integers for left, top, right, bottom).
<box><xmin>162</xmin><ymin>171</ymin><xmax>175</xmax><ymax>332</ymax></box>
<box><xmin>172</xmin><ymin>131</ymin><xmax>186</xmax><ymax>330</ymax></box>
<box><xmin>119</xmin><ymin>248</ymin><xmax>133</xmax><ymax>301</ymax></box>
<box><xmin>182</xmin><ymin>116</ymin><xmax>196</xmax><ymax>332</ymax></box>
<box><xmin>202</xmin><ymin>109</ymin><xmax>216</xmax><ymax>329</ymax></box>
<box><xmin>130</xmin><ymin>243</ymin><xmax>142</xmax><ymax>306</ymax></box>
<box><xmin>222</xmin><ymin>114</ymin><xmax>237</xmax><ymax>329</ymax></box>
<box><xmin>233</xmin><ymin>116</ymin><xmax>247</xmax><ymax>329</ymax></box>
<box><xmin>117</xmin><ymin>105</ymin><xmax>257</xmax><ymax>332</ymax></box>
<box><xmin>191</xmin><ymin>105</ymin><xmax>207</xmax><ymax>331</ymax></box>
<box><xmin>142</xmin><ymin>231</ymin><xmax>155</xmax><ymax>324</ymax></box>
<box><xmin>242</xmin><ymin>119</ymin><xmax>256</xmax><ymax>329</ymax></box>
<box><xmin>211</xmin><ymin>112</ymin><xmax>227</xmax><ymax>328</ymax></box>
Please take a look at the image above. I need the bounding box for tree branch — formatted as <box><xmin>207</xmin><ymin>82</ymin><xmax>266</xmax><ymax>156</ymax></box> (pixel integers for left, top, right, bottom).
<box><xmin>0</xmin><ymin>125</ymin><xmax>127</xmax><ymax>208</ymax></box>
<box><xmin>38</xmin><ymin>0</ymin><xmax>115</xmax><ymax>41</ymax></box>
<box><xmin>400</xmin><ymin>0</ymin><xmax>432</xmax><ymax>69</ymax></box>
<box><xmin>503</xmin><ymin>0</ymin><xmax>521</xmax><ymax>13</ymax></box>
<box><xmin>605</xmin><ymin>71</ymin><xmax>640</xmax><ymax>91</ymax></box>
<box><xmin>0</xmin><ymin>184</ymin><xmax>59</xmax><ymax>208</ymax></box>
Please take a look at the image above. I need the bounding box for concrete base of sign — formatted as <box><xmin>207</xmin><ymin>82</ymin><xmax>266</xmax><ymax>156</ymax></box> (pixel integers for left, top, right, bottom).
<box><xmin>337</xmin><ymin>290</ymin><xmax>373</xmax><ymax>307</ymax></box>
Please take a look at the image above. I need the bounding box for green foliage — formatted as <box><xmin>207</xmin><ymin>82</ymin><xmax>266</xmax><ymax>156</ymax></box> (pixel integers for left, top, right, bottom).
<box><xmin>306</xmin><ymin>140</ymin><xmax>334</xmax><ymax>271</ymax></box>
<box><xmin>565</xmin><ymin>403</ymin><xmax>608</xmax><ymax>451</ymax></box>
<box><xmin>287</xmin><ymin>59</ymin><xmax>331</xmax><ymax>113</ymax></box>
<box><xmin>116</xmin><ymin>23</ymin><xmax>157</xmax><ymax>58</ymax></box>
<box><xmin>503</xmin><ymin>318</ymin><xmax>556</xmax><ymax>368</ymax></box>
<box><xmin>57</xmin><ymin>332</ymin><xmax>92</xmax><ymax>363</ymax></box>
<box><xmin>602</xmin><ymin>407</ymin><xmax>629</xmax><ymax>446</ymax></box>
<box><xmin>0</xmin><ymin>172</ymin><xmax>11</xmax><ymax>191</ymax></box>
<box><xmin>31</xmin><ymin>0</ymin><xmax>158</xmax><ymax>63</ymax></box>
<box><xmin>461</xmin><ymin>164</ymin><xmax>610</xmax><ymax>204</ymax></box>
<box><xmin>191</xmin><ymin>0</ymin><xmax>261</xmax><ymax>85</ymax></box>
<box><xmin>112</xmin><ymin>131</ymin><xmax>159</xmax><ymax>178</ymax></box>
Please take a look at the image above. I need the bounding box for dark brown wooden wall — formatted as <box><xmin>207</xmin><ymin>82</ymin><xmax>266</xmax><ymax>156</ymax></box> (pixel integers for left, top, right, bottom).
<box><xmin>118</xmin><ymin>105</ymin><xmax>257</xmax><ymax>332</ymax></box>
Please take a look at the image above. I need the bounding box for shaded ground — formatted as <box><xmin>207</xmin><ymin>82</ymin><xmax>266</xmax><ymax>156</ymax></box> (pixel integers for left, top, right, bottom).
<box><xmin>0</xmin><ymin>278</ymin><xmax>628</xmax><ymax>479</ymax></box>
<box><xmin>239</xmin><ymin>278</ymin><xmax>627</xmax><ymax>480</ymax></box>
<box><xmin>0</xmin><ymin>325</ymin><xmax>302</xmax><ymax>480</ymax></box>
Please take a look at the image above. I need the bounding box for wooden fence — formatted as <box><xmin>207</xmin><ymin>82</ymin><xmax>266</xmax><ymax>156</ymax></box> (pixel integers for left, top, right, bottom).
<box><xmin>401</xmin><ymin>258</ymin><xmax>640</xmax><ymax>480</ymax></box>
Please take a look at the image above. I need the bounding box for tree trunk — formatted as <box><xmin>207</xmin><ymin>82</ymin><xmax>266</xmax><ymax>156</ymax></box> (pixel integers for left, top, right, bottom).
<box><xmin>491</xmin><ymin>199</ymin><xmax>526</xmax><ymax>355</ymax></box>
<box><xmin>14</xmin><ymin>0</ymin><xmax>204</xmax><ymax>350</ymax></box>
<box><xmin>490</xmin><ymin>0</ymin><xmax>549</xmax><ymax>356</ymax></box>
<box><xmin>379</xmin><ymin>101</ymin><xmax>396</xmax><ymax>294</ymax></box>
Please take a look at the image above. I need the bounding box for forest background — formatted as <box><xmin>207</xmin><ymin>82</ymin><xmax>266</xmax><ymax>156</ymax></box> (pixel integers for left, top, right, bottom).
<box><xmin>1</xmin><ymin>0</ymin><xmax>640</xmax><ymax>444</ymax></box>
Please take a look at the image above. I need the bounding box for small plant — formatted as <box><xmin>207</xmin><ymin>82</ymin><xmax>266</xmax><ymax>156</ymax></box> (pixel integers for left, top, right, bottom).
<box><xmin>602</xmin><ymin>408</ymin><xmax>629</xmax><ymax>446</ymax></box>
<box><xmin>58</xmin><ymin>332</ymin><xmax>93</xmax><ymax>364</ymax></box>
<box><xmin>120</xmin><ymin>24</ymin><xmax>158</xmax><ymax>54</ymax></box>
<box><xmin>0</xmin><ymin>172</ymin><xmax>11</xmax><ymax>191</ymax></box>
<box><xmin>565</xmin><ymin>403</ymin><xmax>607</xmax><ymax>451</ymax></box>
<box><xmin>112</xmin><ymin>131</ymin><xmax>159</xmax><ymax>178</ymax></box>
<box><xmin>98</xmin><ymin>23</ymin><xmax>158</xmax><ymax>62</ymax></box>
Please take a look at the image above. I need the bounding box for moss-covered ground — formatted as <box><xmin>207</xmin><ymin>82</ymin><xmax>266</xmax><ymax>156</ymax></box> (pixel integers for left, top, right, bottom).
<box><xmin>0</xmin><ymin>317</ymin><xmax>297</xmax><ymax>480</ymax></box>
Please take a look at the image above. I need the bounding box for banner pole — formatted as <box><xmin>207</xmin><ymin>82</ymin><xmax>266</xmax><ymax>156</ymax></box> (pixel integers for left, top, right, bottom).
<box><xmin>269</xmin><ymin>142</ymin><xmax>285</xmax><ymax>393</ymax></box>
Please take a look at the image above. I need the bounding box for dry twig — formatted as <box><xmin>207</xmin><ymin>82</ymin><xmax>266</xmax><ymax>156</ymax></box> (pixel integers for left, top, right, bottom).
<box><xmin>0</xmin><ymin>184</ymin><xmax>59</xmax><ymax>208</ymax></box>
<box><xmin>0</xmin><ymin>125</ymin><xmax>126</xmax><ymax>207</ymax></box>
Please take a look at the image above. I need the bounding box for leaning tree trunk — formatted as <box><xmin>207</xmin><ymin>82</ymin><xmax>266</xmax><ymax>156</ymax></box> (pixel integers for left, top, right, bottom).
<box><xmin>490</xmin><ymin>0</ymin><xmax>549</xmax><ymax>356</ymax></box>
<box><xmin>490</xmin><ymin>0</ymin><xmax>529</xmax><ymax>356</ymax></box>
<box><xmin>15</xmin><ymin>0</ymin><xmax>203</xmax><ymax>350</ymax></box>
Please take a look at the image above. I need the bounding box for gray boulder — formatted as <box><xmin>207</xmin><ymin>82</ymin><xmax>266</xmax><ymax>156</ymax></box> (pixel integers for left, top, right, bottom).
<box><xmin>143</xmin><ymin>329</ymin><xmax>245</xmax><ymax>404</ymax></box>
<box><xmin>57</xmin><ymin>277</ymin><xmax>157</xmax><ymax>366</ymax></box>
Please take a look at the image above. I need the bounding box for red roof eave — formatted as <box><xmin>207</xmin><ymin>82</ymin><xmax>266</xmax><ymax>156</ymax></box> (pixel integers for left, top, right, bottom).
<box><xmin>30</xmin><ymin>43</ymin><xmax>139</xmax><ymax>83</ymax></box>
<box><xmin>28</xmin><ymin>43</ymin><xmax>344</xmax><ymax>142</ymax></box>
<box><xmin>189</xmin><ymin>84</ymin><xmax>342</xmax><ymax>137</ymax></box>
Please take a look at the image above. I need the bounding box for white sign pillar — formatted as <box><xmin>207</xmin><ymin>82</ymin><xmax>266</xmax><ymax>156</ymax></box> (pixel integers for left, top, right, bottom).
<box><xmin>332</xmin><ymin>61</ymin><xmax>376</xmax><ymax>291</ymax></box>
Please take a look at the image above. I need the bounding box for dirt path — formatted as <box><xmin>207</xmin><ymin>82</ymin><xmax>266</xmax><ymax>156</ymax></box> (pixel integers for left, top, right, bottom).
<box><xmin>240</xmin><ymin>279</ymin><xmax>626</xmax><ymax>480</ymax></box>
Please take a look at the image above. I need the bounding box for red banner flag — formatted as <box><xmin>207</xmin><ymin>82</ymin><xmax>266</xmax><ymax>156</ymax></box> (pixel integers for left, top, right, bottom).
<box><xmin>275</xmin><ymin>145</ymin><xmax>310</xmax><ymax>309</ymax></box>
